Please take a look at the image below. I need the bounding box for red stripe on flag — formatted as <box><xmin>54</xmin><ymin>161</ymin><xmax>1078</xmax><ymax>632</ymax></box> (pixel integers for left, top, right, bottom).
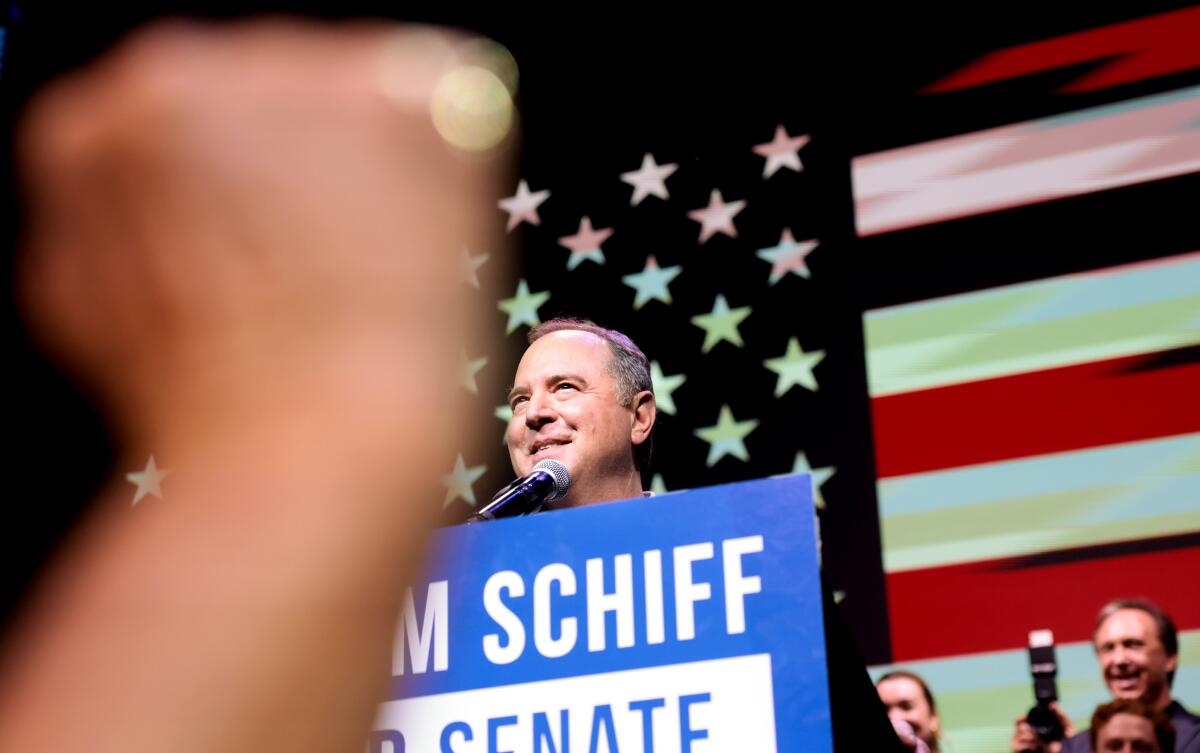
<box><xmin>872</xmin><ymin>351</ymin><xmax>1200</xmax><ymax>479</ymax></box>
<box><xmin>886</xmin><ymin>542</ymin><xmax>1200</xmax><ymax>662</ymax></box>
<box><xmin>922</xmin><ymin>7</ymin><xmax>1200</xmax><ymax>94</ymax></box>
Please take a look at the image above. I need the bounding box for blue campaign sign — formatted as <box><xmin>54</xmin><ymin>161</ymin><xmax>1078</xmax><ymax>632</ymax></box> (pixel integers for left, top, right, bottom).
<box><xmin>373</xmin><ymin>474</ymin><xmax>831</xmax><ymax>753</ymax></box>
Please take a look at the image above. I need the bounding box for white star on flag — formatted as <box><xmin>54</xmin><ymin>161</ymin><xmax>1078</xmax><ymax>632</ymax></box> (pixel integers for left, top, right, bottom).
<box><xmin>649</xmin><ymin>360</ymin><xmax>687</xmax><ymax>415</ymax></box>
<box><xmin>756</xmin><ymin>229</ymin><xmax>818</xmax><ymax>284</ymax></box>
<box><xmin>764</xmin><ymin>338</ymin><xmax>825</xmax><ymax>396</ymax></box>
<box><xmin>442</xmin><ymin>454</ymin><xmax>488</xmax><ymax>508</ymax></box>
<box><xmin>691</xmin><ymin>294</ymin><xmax>752</xmax><ymax>353</ymax></box>
<box><xmin>693</xmin><ymin>405</ymin><xmax>760</xmax><ymax>467</ymax></box>
<box><xmin>687</xmin><ymin>190</ymin><xmax>746</xmax><ymax>243</ymax></box>
<box><xmin>460</xmin><ymin>352</ymin><xmax>488</xmax><ymax>394</ymax></box>
<box><xmin>494</xmin><ymin>404</ymin><xmax>513</xmax><ymax>445</ymax></box>
<box><xmin>461</xmin><ymin>247</ymin><xmax>489</xmax><ymax>288</ymax></box>
<box><xmin>126</xmin><ymin>454</ymin><xmax>169</xmax><ymax>506</ymax></box>
<box><xmin>650</xmin><ymin>474</ymin><xmax>670</xmax><ymax>495</ymax></box>
<box><xmin>558</xmin><ymin>216</ymin><xmax>613</xmax><ymax>270</ymax></box>
<box><xmin>498</xmin><ymin>180</ymin><xmax>550</xmax><ymax>232</ymax></box>
<box><xmin>786</xmin><ymin>452</ymin><xmax>835</xmax><ymax>510</ymax></box>
<box><xmin>620</xmin><ymin>152</ymin><xmax>678</xmax><ymax>206</ymax></box>
<box><xmin>498</xmin><ymin>279</ymin><xmax>551</xmax><ymax>334</ymax></box>
<box><xmin>752</xmin><ymin>125</ymin><xmax>810</xmax><ymax>178</ymax></box>
<box><xmin>622</xmin><ymin>255</ymin><xmax>682</xmax><ymax>309</ymax></box>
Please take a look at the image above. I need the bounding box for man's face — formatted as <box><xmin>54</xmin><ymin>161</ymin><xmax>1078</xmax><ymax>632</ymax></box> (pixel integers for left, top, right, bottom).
<box><xmin>1095</xmin><ymin>713</ymin><xmax>1160</xmax><ymax>753</ymax></box>
<box><xmin>506</xmin><ymin>330</ymin><xmax>640</xmax><ymax>502</ymax></box>
<box><xmin>877</xmin><ymin>676</ymin><xmax>939</xmax><ymax>747</ymax></box>
<box><xmin>1094</xmin><ymin>609</ymin><xmax>1176</xmax><ymax>706</ymax></box>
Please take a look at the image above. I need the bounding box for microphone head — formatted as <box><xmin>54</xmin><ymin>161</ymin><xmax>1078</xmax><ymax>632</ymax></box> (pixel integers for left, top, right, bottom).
<box><xmin>531</xmin><ymin>459</ymin><xmax>571</xmax><ymax>501</ymax></box>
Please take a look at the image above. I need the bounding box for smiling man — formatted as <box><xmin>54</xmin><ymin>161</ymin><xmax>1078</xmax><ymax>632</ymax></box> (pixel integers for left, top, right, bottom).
<box><xmin>1095</xmin><ymin>603</ymin><xmax>1177</xmax><ymax>708</ymax></box>
<box><xmin>506</xmin><ymin>318</ymin><xmax>657</xmax><ymax>508</ymax></box>
<box><xmin>1012</xmin><ymin>599</ymin><xmax>1200</xmax><ymax>753</ymax></box>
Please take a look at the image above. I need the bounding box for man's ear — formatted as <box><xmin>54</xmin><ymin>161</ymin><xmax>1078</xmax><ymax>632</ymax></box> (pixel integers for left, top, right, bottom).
<box><xmin>1167</xmin><ymin>652</ymin><xmax>1178</xmax><ymax>675</ymax></box>
<box><xmin>630</xmin><ymin>390</ymin><xmax>656</xmax><ymax>446</ymax></box>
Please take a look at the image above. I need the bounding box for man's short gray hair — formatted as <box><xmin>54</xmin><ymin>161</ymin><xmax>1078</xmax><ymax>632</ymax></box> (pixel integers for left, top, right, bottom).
<box><xmin>527</xmin><ymin>317</ymin><xmax>654</xmax><ymax>469</ymax></box>
<box><xmin>527</xmin><ymin>317</ymin><xmax>652</xmax><ymax>407</ymax></box>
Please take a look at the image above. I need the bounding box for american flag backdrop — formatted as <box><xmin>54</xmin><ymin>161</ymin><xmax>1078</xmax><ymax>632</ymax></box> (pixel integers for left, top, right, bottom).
<box><xmin>434</xmin><ymin>6</ymin><xmax>1200</xmax><ymax>752</ymax></box>
<box><xmin>4</xmin><ymin>5</ymin><xmax>1200</xmax><ymax>753</ymax></box>
<box><xmin>846</xmin><ymin>7</ymin><xmax>1200</xmax><ymax>752</ymax></box>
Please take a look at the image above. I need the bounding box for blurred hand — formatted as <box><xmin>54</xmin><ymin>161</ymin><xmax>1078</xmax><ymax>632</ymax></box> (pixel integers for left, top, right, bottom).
<box><xmin>3</xmin><ymin>18</ymin><xmax>508</xmax><ymax>753</ymax></box>
<box><xmin>19</xmin><ymin>18</ymin><xmax>503</xmax><ymax>475</ymax></box>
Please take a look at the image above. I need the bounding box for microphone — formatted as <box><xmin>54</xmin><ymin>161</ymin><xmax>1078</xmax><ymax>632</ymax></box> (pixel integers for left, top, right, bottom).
<box><xmin>465</xmin><ymin>460</ymin><xmax>571</xmax><ymax>524</ymax></box>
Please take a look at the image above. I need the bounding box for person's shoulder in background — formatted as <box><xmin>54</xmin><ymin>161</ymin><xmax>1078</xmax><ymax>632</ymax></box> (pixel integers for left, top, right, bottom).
<box><xmin>1173</xmin><ymin>701</ymin><xmax>1200</xmax><ymax>753</ymax></box>
<box><xmin>1060</xmin><ymin>729</ymin><xmax>1092</xmax><ymax>753</ymax></box>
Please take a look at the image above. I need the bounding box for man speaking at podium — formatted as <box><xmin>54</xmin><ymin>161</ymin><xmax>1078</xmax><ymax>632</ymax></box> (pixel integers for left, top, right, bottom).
<box><xmin>496</xmin><ymin>316</ymin><xmax>912</xmax><ymax>751</ymax></box>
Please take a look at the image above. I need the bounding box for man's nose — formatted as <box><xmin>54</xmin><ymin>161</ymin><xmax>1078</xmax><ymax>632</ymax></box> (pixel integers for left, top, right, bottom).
<box><xmin>524</xmin><ymin>390</ymin><xmax>556</xmax><ymax>426</ymax></box>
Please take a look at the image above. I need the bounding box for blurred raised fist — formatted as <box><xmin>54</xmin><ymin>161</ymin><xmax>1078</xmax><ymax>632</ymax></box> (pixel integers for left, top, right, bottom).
<box><xmin>18</xmin><ymin>19</ymin><xmax>509</xmax><ymax>472</ymax></box>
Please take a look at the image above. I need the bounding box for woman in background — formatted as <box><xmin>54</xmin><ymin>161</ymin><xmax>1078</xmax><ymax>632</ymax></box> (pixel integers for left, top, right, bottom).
<box><xmin>878</xmin><ymin>670</ymin><xmax>944</xmax><ymax>753</ymax></box>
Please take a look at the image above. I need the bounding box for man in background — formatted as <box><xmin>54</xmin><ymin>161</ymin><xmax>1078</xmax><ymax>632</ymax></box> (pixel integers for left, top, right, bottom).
<box><xmin>1090</xmin><ymin>699</ymin><xmax>1176</xmax><ymax>753</ymax></box>
<box><xmin>1012</xmin><ymin>599</ymin><xmax>1199</xmax><ymax>753</ymax></box>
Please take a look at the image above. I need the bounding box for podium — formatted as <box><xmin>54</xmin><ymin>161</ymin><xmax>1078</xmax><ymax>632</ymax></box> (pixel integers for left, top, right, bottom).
<box><xmin>372</xmin><ymin>475</ymin><xmax>832</xmax><ymax>753</ymax></box>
